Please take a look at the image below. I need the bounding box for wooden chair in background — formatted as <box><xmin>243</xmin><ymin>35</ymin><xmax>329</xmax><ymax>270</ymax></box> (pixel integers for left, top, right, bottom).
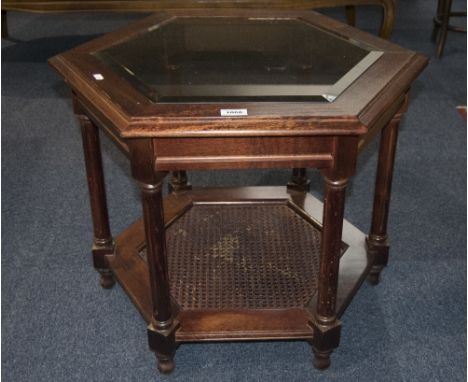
<box><xmin>2</xmin><ymin>0</ymin><xmax>395</xmax><ymax>40</ymax></box>
<box><xmin>432</xmin><ymin>0</ymin><xmax>466</xmax><ymax>57</ymax></box>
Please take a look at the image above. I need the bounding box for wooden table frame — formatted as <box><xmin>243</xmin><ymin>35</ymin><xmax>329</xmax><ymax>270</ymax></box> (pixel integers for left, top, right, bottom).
<box><xmin>49</xmin><ymin>9</ymin><xmax>426</xmax><ymax>374</ymax></box>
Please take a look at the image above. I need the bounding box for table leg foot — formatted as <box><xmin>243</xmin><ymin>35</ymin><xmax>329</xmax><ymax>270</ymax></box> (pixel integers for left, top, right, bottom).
<box><xmin>312</xmin><ymin>348</ymin><xmax>332</xmax><ymax>370</ymax></box>
<box><xmin>308</xmin><ymin>316</ymin><xmax>341</xmax><ymax>372</ymax></box>
<box><xmin>366</xmin><ymin>236</ymin><xmax>388</xmax><ymax>287</ymax></box>
<box><xmin>99</xmin><ymin>269</ymin><xmax>115</xmax><ymax>289</ymax></box>
<box><xmin>367</xmin><ymin>269</ymin><xmax>382</xmax><ymax>285</ymax></box>
<box><xmin>156</xmin><ymin>355</ymin><xmax>175</xmax><ymax>374</ymax></box>
<box><xmin>148</xmin><ymin>321</ymin><xmax>178</xmax><ymax>375</ymax></box>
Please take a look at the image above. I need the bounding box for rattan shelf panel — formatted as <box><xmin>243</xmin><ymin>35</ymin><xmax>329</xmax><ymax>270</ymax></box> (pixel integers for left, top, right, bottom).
<box><xmin>139</xmin><ymin>203</ymin><xmax>322</xmax><ymax>310</ymax></box>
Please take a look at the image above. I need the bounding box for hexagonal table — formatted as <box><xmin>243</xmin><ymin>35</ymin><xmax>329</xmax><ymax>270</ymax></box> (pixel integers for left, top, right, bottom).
<box><xmin>49</xmin><ymin>9</ymin><xmax>427</xmax><ymax>374</ymax></box>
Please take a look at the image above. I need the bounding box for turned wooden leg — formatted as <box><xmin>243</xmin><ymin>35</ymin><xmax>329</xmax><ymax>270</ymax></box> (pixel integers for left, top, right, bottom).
<box><xmin>367</xmin><ymin>118</ymin><xmax>400</xmax><ymax>285</ymax></box>
<box><xmin>287</xmin><ymin>168</ymin><xmax>310</xmax><ymax>192</ymax></box>
<box><xmin>312</xmin><ymin>348</ymin><xmax>333</xmax><ymax>370</ymax></box>
<box><xmin>309</xmin><ymin>176</ymin><xmax>348</xmax><ymax>370</ymax></box>
<box><xmin>139</xmin><ymin>179</ymin><xmax>178</xmax><ymax>374</ymax></box>
<box><xmin>345</xmin><ymin>5</ymin><xmax>356</xmax><ymax>27</ymax></box>
<box><xmin>168</xmin><ymin>170</ymin><xmax>192</xmax><ymax>193</ymax></box>
<box><xmin>79</xmin><ymin>115</ymin><xmax>115</xmax><ymax>289</ymax></box>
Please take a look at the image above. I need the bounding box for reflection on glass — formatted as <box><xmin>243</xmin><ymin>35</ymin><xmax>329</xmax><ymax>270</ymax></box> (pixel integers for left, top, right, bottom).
<box><xmin>93</xmin><ymin>17</ymin><xmax>382</xmax><ymax>103</ymax></box>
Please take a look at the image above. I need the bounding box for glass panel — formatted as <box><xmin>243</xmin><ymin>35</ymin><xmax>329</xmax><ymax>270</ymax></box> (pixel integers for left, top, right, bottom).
<box><xmin>93</xmin><ymin>17</ymin><xmax>382</xmax><ymax>103</ymax></box>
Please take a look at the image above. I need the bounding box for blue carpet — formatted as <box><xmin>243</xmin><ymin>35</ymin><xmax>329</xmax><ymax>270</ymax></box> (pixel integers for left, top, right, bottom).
<box><xmin>2</xmin><ymin>1</ymin><xmax>466</xmax><ymax>381</ymax></box>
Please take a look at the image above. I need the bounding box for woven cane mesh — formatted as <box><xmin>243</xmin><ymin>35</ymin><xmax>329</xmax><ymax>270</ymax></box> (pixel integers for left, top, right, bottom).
<box><xmin>140</xmin><ymin>204</ymin><xmax>323</xmax><ymax>310</ymax></box>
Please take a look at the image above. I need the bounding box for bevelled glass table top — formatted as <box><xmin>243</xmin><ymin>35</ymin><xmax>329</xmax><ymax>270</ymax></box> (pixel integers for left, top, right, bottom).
<box><xmin>93</xmin><ymin>16</ymin><xmax>382</xmax><ymax>103</ymax></box>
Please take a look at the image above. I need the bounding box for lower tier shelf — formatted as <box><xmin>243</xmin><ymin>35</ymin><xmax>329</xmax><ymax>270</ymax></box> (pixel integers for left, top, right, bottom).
<box><xmin>107</xmin><ymin>186</ymin><xmax>370</xmax><ymax>342</ymax></box>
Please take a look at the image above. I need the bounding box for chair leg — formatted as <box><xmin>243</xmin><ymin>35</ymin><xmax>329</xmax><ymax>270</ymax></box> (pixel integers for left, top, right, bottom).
<box><xmin>436</xmin><ymin>0</ymin><xmax>452</xmax><ymax>57</ymax></box>
<box><xmin>432</xmin><ymin>0</ymin><xmax>443</xmax><ymax>41</ymax></box>
<box><xmin>345</xmin><ymin>5</ymin><xmax>356</xmax><ymax>27</ymax></box>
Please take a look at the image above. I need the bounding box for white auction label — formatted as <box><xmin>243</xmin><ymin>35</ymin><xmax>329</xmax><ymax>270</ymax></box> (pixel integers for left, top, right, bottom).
<box><xmin>220</xmin><ymin>109</ymin><xmax>248</xmax><ymax>117</ymax></box>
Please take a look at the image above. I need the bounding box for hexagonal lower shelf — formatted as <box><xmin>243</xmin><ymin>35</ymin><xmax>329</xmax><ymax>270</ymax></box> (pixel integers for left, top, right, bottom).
<box><xmin>107</xmin><ymin>186</ymin><xmax>369</xmax><ymax>342</ymax></box>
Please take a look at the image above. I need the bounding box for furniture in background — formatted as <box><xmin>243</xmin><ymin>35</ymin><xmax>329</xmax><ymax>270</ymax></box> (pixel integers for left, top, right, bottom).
<box><xmin>49</xmin><ymin>9</ymin><xmax>426</xmax><ymax>374</ymax></box>
<box><xmin>432</xmin><ymin>0</ymin><xmax>466</xmax><ymax>57</ymax></box>
<box><xmin>2</xmin><ymin>0</ymin><xmax>395</xmax><ymax>39</ymax></box>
